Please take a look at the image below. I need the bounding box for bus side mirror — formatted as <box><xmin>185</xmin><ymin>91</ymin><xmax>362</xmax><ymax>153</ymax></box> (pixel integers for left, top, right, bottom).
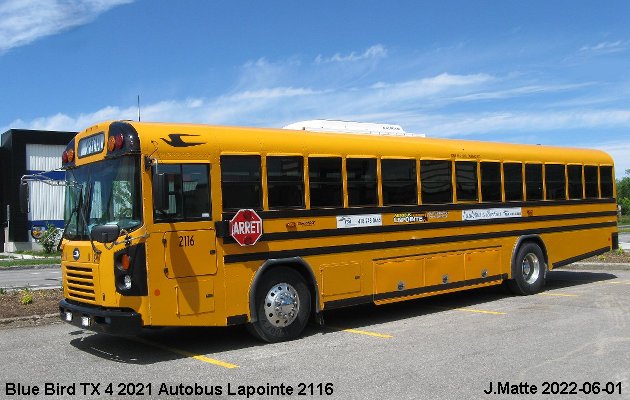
<box><xmin>153</xmin><ymin>173</ymin><xmax>169</xmax><ymax>211</ymax></box>
<box><xmin>91</xmin><ymin>224</ymin><xmax>120</xmax><ymax>243</ymax></box>
<box><xmin>19</xmin><ymin>183</ymin><xmax>29</xmax><ymax>213</ymax></box>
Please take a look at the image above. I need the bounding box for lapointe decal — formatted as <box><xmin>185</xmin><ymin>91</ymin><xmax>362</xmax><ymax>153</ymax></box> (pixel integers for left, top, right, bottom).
<box><xmin>336</xmin><ymin>214</ymin><xmax>382</xmax><ymax>229</ymax></box>
<box><xmin>393</xmin><ymin>213</ymin><xmax>426</xmax><ymax>223</ymax></box>
<box><xmin>462</xmin><ymin>207</ymin><xmax>522</xmax><ymax>221</ymax></box>
<box><xmin>426</xmin><ymin>211</ymin><xmax>448</xmax><ymax>220</ymax></box>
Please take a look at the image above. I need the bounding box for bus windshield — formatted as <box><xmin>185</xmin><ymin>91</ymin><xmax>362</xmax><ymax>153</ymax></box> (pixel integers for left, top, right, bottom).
<box><xmin>64</xmin><ymin>156</ymin><xmax>142</xmax><ymax>240</ymax></box>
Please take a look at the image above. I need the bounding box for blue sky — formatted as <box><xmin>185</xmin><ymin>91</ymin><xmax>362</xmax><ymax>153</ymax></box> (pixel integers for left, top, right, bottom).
<box><xmin>1</xmin><ymin>0</ymin><xmax>629</xmax><ymax>176</ymax></box>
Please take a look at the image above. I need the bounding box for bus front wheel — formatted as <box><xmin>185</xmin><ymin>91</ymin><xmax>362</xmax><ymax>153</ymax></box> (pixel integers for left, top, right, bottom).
<box><xmin>248</xmin><ymin>267</ymin><xmax>311</xmax><ymax>342</ymax></box>
<box><xmin>507</xmin><ymin>242</ymin><xmax>547</xmax><ymax>295</ymax></box>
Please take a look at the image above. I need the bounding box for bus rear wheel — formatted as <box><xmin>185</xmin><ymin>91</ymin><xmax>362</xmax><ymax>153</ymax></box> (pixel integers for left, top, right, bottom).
<box><xmin>248</xmin><ymin>267</ymin><xmax>311</xmax><ymax>342</ymax></box>
<box><xmin>507</xmin><ymin>242</ymin><xmax>546</xmax><ymax>295</ymax></box>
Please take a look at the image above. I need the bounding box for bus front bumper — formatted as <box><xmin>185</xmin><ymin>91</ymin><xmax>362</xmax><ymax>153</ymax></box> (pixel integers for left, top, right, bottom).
<box><xmin>59</xmin><ymin>299</ymin><xmax>143</xmax><ymax>336</ymax></box>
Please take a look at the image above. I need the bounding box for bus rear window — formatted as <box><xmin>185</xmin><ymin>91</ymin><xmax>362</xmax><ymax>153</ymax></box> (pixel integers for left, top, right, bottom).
<box><xmin>600</xmin><ymin>166</ymin><xmax>614</xmax><ymax>198</ymax></box>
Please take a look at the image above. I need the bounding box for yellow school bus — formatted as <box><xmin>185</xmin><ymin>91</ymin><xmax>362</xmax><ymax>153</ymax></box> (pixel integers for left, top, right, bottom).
<box><xmin>47</xmin><ymin>120</ymin><xmax>617</xmax><ymax>342</ymax></box>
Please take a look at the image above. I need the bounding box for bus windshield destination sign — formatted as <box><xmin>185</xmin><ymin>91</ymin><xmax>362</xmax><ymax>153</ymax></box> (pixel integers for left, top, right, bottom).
<box><xmin>78</xmin><ymin>132</ymin><xmax>105</xmax><ymax>158</ymax></box>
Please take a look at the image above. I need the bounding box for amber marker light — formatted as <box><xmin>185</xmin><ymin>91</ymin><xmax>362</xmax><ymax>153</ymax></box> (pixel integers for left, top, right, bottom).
<box><xmin>121</xmin><ymin>254</ymin><xmax>131</xmax><ymax>270</ymax></box>
<box><xmin>66</xmin><ymin>149</ymin><xmax>75</xmax><ymax>162</ymax></box>
<box><xmin>107</xmin><ymin>136</ymin><xmax>116</xmax><ymax>152</ymax></box>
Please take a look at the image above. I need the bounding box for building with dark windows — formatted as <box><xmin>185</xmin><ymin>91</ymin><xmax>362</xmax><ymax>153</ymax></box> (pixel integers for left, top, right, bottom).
<box><xmin>0</xmin><ymin>129</ymin><xmax>76</xmax><ymax>252</ymax></box>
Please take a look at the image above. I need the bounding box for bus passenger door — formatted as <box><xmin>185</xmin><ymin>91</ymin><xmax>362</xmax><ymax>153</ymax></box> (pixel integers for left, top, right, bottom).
<box><xmin>163</xmin><ymin>228</ymin><xmax>216</xmax><ymax>278</ymax></box>
<box><xmin>152</xmin><ymin>162</ymin><xmax>217</xmax><ymax>316</ymax></box>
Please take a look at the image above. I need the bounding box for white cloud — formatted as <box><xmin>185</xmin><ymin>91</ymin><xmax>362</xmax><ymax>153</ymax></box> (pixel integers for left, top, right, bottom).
<box><xmin>369</xmin><ymin>73</ymin><xmax>494</xmax><ymax>102</ymax></box>
<box><xmin>226</xmin><ymin>87</ymin><xmax>323</xmax><ymax>101</ymax></box>
<box><xmin>0</xmin><ymin>0</ymin><xmax>134</xmax><ymax>54</ymax></box>
<box><xmin>579</xmin><ymin>40</ymin><xmax>627</xmax><ymax>54</ymax></box>
<box><xmin>396</xmin><ymin>109</ymin><xmax>630</xmax><ymax>137</ymax></box>
<box><xmin>315</xmin><ymin>44</ymin><xmax>387</xmax><ymax>64</ymax></box>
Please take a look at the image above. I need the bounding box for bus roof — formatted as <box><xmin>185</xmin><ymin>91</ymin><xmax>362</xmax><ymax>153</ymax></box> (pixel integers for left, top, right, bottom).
<box><xmin>76</xmin><ymin>120</ymin><xmax>614</xmax><ymax>166</ymax></box>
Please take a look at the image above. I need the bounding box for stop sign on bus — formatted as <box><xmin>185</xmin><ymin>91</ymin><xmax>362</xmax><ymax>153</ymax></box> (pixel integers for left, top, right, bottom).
<box><xmin>229</xmin><ymin>209</ymin><xmax>263</xmax><ymax>246</ymax></box>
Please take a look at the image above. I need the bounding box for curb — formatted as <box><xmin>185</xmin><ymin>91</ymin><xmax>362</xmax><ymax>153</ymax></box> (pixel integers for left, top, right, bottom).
<box><xmin>570</xmin><ymin>262</ymin><xmax>630</xmax><ymax>267</ymax></box>
<box><xmin>0</xmin><ymin>264</ymin><xmax>60</xmax><ymax>271</ymax></box>
<box><xmin>0</xmin><ymin>313</ymin><xmax>58</xmax><ymax>325</ymax></box>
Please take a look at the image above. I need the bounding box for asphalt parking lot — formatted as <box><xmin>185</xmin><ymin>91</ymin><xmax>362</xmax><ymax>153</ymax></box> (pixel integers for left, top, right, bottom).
<box><xmin>1</xmin><ymin>268</ymin><xmax>628</xmax><ymax>400</ymax></box>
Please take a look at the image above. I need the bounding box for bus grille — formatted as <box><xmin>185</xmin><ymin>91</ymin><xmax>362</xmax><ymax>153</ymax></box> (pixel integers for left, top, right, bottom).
<box><xmin>65</xmin><ymin>265</ymin><xmax>96</xmax><ymax>303</ymax></box>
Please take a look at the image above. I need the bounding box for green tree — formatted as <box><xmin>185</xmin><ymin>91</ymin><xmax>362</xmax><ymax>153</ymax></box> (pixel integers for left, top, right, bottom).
<box><xmin>617</xmin><ymin>169</ymin><xmax>630</xmax><ymax>215</ymax></box>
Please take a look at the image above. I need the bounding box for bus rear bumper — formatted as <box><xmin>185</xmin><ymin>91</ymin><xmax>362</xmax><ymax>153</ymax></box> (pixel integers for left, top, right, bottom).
<box><xmin>59</xmin><ymin>299</ymin><xmax>143</xmax><ymax>336</ymax></box>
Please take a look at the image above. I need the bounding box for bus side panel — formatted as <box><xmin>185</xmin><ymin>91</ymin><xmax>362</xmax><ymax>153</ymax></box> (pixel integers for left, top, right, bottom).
<box><xmin>374</xmin><ymin>258</ymin><xmax>423</xmax><ymax>295</ymax></box>
<box><xmin>544</xmin><ymin>227</ymin><xmax>614</xmax><ymax>269</ymax></box>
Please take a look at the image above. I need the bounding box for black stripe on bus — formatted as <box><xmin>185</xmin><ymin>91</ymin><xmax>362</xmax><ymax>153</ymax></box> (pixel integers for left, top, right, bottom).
<box><xmin>223</xmin><ymin>221</ymin><xmax>616</xmax><ymax>264</ymax></box>
<box><xmin>224</xmin><ymin>210</ymin><xmax>617</xmax><ymax>244</ymax></box>
<box><xmin>552</xmin><ymin>246</ymin><xmax>610</xmax><ymax>269</ymax></box>
<box><xmin>324</xmin><ymin>274</ymin><xmax>509</xmax><ymax>310</ymax></box>
<box><xmin>222</xmin><ymin>198</ymin><xmax>616</xmax><ymax>220</ymax></box>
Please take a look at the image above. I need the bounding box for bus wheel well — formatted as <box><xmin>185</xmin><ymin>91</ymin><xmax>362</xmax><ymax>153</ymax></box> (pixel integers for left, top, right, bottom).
<box><xmin>248</xmin><ymin>258</ymin><xmax>320</xmax><ymax>323</ymax></box>
<box><xmin>512</xmin><ymin>235</ymin><xmax>549</xmax><ymax>270</ymax></box>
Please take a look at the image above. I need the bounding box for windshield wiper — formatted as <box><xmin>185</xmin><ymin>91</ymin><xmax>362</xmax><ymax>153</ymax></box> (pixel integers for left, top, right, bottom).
<box><xmin>57</xmin><ymin>185</ymin><xmax>82</xmax><ymax>251</ymax></box>
<box><xmin>77</xmin><ymin>181</ymin><xmax>102</xmax><ymax>255</ymax></box>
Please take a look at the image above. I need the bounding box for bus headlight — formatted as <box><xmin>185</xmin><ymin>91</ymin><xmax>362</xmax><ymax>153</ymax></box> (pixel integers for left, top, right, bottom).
<box><xmin>123</xmin><ymin>275</ymin><xmax>132</xmax><ymax>290</ymax></box>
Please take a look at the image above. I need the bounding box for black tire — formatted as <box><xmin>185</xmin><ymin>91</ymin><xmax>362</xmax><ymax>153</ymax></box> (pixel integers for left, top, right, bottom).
<box><xmin>507</xmin><ymin>242</ymin><xmax>547</xmax><ymax>295</ymax></box>
<box><xmin>247</xmin><ymin>267</ymin><xmax>311</xmax><ymax>343</ymax></box>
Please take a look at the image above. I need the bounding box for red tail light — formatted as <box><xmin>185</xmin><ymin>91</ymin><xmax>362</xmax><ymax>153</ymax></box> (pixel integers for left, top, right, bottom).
<box><xmin>115</xmin><ymin>133</ymin><xmax>124</xmax><ymax>149</ymax></box>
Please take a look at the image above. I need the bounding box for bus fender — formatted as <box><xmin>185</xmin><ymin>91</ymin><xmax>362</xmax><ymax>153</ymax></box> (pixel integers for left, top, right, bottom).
<box><xmin>248</xmin><ymin>257</ymin><xmax>321</xmax><ymax>323</ymax></box>
<box><xmin>510</xmin><ymin>234</ymin><xmax>549</xmax><ymax>275</ymax></box>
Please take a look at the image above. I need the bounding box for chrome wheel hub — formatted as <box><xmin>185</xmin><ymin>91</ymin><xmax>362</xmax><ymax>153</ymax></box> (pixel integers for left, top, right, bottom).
<box><xmin>264</xmin><ymin>283</ymin><xmax>300</xmax><ymax>327</ymax></box>
<box><xmin>521</xmin><ymin>253</ymin><xmax>540</xmax><ymax>284</ymax></box>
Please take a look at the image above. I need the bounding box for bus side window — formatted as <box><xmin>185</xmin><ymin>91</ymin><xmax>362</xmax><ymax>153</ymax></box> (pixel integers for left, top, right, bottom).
<box><xmin>525</xmin><ymin>164</ymin><xmax>543</xmax><ymax>201</ymax></box>
<box><xmin>267</xmin><ymin>156</ymin><xmax>304</xmax><ymax>209</ymax></box>
<box><xmin>567</xmin><ymin>165</ymin><xmax>583</xmax><ymax>199</ymax></box>
<box><xmin>347</xmin><ymin>158</ymin><xmax>378</xmax><ymax>207</ymax></box>
<box><xmin>309</xmin><ymin>157</ymin><xmax>342</xmax><ymax>208</ymax></box>
<box><xmin>420</xmin><ymin>160</ymin><xmax>452</xmax><ymax>204</ymax></box>
<box><xmin>382</xmin><ymin>159</ymin><xmax>417</xmax><ymax>205</ymax></box>
<box><xmin>182</xmin><ymin>164</ymin><xmax>211</xmax><ymax>218</ymax></box>
<box><xmin>455</xmin><ymin>161</ymin><xmax>478</xmax><ymax>202</ymax></box>
<box><xmin>221</xmin><ymin>155</ymin><xmax>262</xmax><ymax>211</ymax></box>
<box><xmin>503</xmin><ymin>162</ymin><xmax>523</xmax><ymax>201</ymax></box>
<box><xmin>153</xmin><ymin>163</ymin><xmax>211</xmax><ymax>221</ymax></box>
<box><xmin>480</xmin><ymin>162</ymin><xmax>501</xmax><ymax>202</ymax></box>
<box><xmin>584</xmin><ymin>165</ymin><xmax>599</xmax><ymax>198</ymax></box>
<box><xmin>600</xmin><ymin>166</ymin><xmax>614</xmax><ymax>198</ymax></box>
<box><xmin>545</xmin><ymin>164</ymin><xmax>566</xmax><ymax>200</ymax></box>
